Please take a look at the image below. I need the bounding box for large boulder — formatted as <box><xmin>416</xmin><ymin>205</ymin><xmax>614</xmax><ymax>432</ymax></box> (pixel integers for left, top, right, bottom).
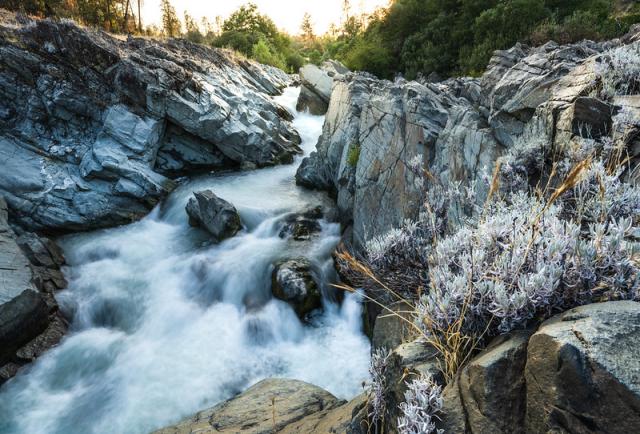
<box><xmin>296</xmin><ymin>61</ymin><xmax>347</xmax><ymax>115</ymax></box>
<box><xmin>185</xmin><ymin>190</ymin><xmax>242</xmax><ymax>241</ymax></box>
<box><xmin>0</xmin><ymin>12</ymin><xmax>300</xmax><ymax>232</ymax></box>
<box><xmin>439</xmin><ymin>330</ymin><xmax>532</xmax><ymax>433</ymax></box>
<box><xmin>153</xmin><ymin>378</ymin><xmax>341</xmax><ymax>434</ymax></box>
<box><xmin>279</xmin><ymin>393</ymin><xmax>367</xmax><ymax>434</ymax></box>
<box><xmin>525</xmin><ymin>301</ymin><xmax>640</xmax><ymax>434</ymax></box>
<box><xmin>271</xmin><ymin>258</ymin><xmax>322</xmax><ymax>318</ymax></box>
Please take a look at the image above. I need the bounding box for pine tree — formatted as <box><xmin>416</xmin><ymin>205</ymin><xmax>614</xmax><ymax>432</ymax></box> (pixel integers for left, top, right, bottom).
<box><xmin>160</xmin><ymin>0</ymin><xmax>180</xmax><ymax>38</ymax></box>
<box><xmin>300</xmin><ymin>12</ymin><xmax>315</xmax><ymax>41</ymax></box>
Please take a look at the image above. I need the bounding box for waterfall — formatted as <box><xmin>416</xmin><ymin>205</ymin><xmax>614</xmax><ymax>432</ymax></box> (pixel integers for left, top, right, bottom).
<box><xmin>0</xmin><ymin>88</ymin><xmax>371</xmax><ymax>434</ymax></box>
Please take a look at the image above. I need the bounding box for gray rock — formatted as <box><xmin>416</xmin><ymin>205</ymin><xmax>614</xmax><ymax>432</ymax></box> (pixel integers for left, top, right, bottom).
<box><xmin>525</xmin><ymin>301</ymin><xmax>640</xmax><ymax>434</ymax></box>
<box><xmin>296</xmin><ymin>62</ymin><xmax>348</xmax><ymax>115</ymax></box>
<box><xmin>278</xmin><ymin>207</ymin><xmax>323</xmax><ymax>241</ymax></box>
<box><xmin>271</xmin><ymin>258</ymin><xmax>321</xmax><ymax>318</ymax></box>
<box><xmin>439</xmin><ymin>330</ymin><xmax>532</xmax><ymax>433</ymax></box>
<box><xmin>371</xmin><ymin>301</ymin><xmax>417</xmax><ymax>352</ymax></box>
<box><xmin>153</xmin><ymin>378</ymin><xmax>341</xmax><ymax>434</ymax></box>
<box><xmin>0</xmin><ymin>13</ymin><xmax>300</xmax><ymax>232</ymax></box>
<box><xmin>185</xmin><ymin>190</ymin><xmax>242</xmax><ymax>241</ymax></box>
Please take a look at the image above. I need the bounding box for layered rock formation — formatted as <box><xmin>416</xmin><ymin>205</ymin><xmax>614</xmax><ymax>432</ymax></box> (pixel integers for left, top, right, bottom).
<box><xmin>296</xmin><ymin>29</ymin><xmax>640</xmax><ymax>249</ymax></box>
<box><xmin>0</xmin><ymin>196</ymin><xmax>67</xmax><ymax>384</ymax></box>
<box><xmin>0</xmin><ymin>11</ymin><xmax>300</xmax><ymax>233</ymax></box>
<box><xmin>296</xmin><ymin>60</ymin><xmax>348</xmax><ymax>115</ymax></box>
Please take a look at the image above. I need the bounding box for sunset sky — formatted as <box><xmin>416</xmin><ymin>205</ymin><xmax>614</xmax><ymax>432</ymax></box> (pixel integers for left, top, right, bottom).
<box><xmin>141</xmin><ymin>0</ymin><xmax>391</xmax><ymax>35</ymax></box>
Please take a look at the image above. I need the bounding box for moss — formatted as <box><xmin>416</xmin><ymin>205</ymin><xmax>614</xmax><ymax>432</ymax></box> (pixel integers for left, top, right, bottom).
<box><xmin>347</xmin><ymin>144</ymin><xmax>360</xmax><ymax>167</ymax></box>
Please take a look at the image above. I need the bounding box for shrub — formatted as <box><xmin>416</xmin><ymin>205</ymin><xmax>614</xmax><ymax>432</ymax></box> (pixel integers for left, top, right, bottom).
<box><xmin>397</xmin><ymin>375</ymin><xmax>444</xmax><ymax>434</ymax></box>
<box><xmin>596</xmin><ymin>42</ymin><xmax>640</xmax><ymax>100</ymax></box>
<box><xmin>367</xmin><ymin>348</ymin><xmax>392</xmax><ymax>426</ymax></box>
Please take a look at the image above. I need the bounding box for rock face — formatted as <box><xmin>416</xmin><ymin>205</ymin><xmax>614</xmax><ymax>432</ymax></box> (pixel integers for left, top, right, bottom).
<box><xmin>185</xmin><ymin>190</ymin><xmax>242</xmax><ymax>241</ymax></box>
<box><xmin>153</xmin><ymin>378</ymin><xmax>341</xmax><ymax>434</ymax></box>
<box><xmin>0</xmin><ymin>196</ymin><xmax>67</xmax><ymax>383</ymax></box>
<box><xmin>0</xmin><ymin>12</ymin><xmax>300</xmax><ymax>232</ymax></box>
<box><xmin>371</xmin><ymin>301</ymin><xmax>417</xmax><ymax>352</ymax></box>
<box><xmin>525</xmin><ymin>302</ymin><xmax>640</xmax><ymax>434</ymax></box>
<box><xmin>296</xmin><ymin>35</ymin><xmax>640</xmax><ymax>248</ymax></box>
<box><xmin>271</xmin><ymin>258</ymin><xmax>322</xmax><ymax>318</ymax></box>
<box><xmin>296</xmin><ymin>61</ymin><xmax>347</xmax><ymax>115</ymax></box>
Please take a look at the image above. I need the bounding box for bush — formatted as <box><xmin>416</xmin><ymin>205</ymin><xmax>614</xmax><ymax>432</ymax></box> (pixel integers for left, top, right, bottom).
<box><xmin>347</xmin><ymin>144</ymin><xmax>361</xmax><ymax>167</ymax></box>
<box><xmin>397</xmin><ymin>375</ymin><xmax>444</xmax><ymax>434</ymax></box>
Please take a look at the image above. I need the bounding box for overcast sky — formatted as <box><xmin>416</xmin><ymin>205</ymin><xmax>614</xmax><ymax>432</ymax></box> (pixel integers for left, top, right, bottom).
<box><xmin>141</xmin><ymin>0</ymin><xmax>391</xmax><ymax>35</ymax></box>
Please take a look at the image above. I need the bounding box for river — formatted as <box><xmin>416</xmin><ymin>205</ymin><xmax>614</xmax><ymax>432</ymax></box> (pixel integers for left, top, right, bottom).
<box><xmin>0</xmin><ymin>87</ymin><xmax>371</xmax><ymax>434</ymax></box>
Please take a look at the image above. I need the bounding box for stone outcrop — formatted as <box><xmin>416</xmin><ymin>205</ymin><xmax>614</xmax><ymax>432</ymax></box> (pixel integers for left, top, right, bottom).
<box><xmin>525</xmin><ymin>302</ymin><xmax>640</xmax><ymax>434</ymax></box>
<box><xmin>0</xmin><ymin>11</ymin><xmax>300</xmax><ymax>232</ymax></box>
<box><xmin>271</xmin><ymin>258</ymin><xmax>321</xmax><ymax>318</ymax></box>
<box><xmin>153</xmin><ymin>378</ymin><xmax>342</xmax><ymax>434</ymax></box>
<box><xmin>296</xmin><ymin>61</ymin><xmax>348</xmax><ymax>115</ymax></box>
<box><xmin>185</xmin><ymin>190</ymin><xmax>242</xmax><ymax>241</ymax></box>
<box><xmin>0</xmin><ymin>196</ymin><xmax>66</xmax><ymax>384</ymax></box>
<box><xmin>296</xmin><ymin>32</ymin><xmax>640</xmax><ymax>248</ymax></box>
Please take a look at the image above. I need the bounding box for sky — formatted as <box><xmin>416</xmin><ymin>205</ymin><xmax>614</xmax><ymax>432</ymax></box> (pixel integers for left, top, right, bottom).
<box><xmin>141</xmin><ymin>0</ymin><xmax>391</xmax><ymax>35</ymax></box>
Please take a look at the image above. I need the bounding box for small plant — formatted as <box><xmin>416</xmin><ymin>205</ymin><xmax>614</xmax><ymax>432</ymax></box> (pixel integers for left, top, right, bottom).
<box><xmin>367</xmin><ymin>348</ymin><xmax>392</xmax><ymax>430</ymax></box>
<box><xmin>347</xmin><ymin>144</ymin><xmax>361</xmax><ymax>167</ymax></box>
<box><xmin>397</xmin><ymin>375</ymin><xmax>444</xmax><ymax>434</ymax></box>
<box><xmin>596</xmin><ymin>42</ymin><xmax>640</xmax><ymax>100</ymax></box>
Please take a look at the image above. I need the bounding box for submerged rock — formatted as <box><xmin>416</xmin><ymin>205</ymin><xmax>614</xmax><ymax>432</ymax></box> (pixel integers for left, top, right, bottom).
<box><xmin>271</xmin><ymin>258</ymin><xmax>322</xmax><ymax>318</ymax></box>
<box><xmin>278</xmin><ymin>207</ymin><xmax>323</xmax><ymax>241</ymax></box>
<box><xmin>0</xmin><ymin>12</ymin><xmax>300</xmax><ymax>232</ymax></box>
<box><xmin>153</xmin><ymin>378</ymin><xmax>341</xmax><ymax>434</ymax></box>
<box><xmin>186</xmin><ymin>190</ymin><xmax>242</xmax><ymax>241</ymax></box>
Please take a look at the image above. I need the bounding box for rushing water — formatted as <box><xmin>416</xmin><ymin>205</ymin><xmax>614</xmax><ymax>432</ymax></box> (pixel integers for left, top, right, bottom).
<box><xmin>0</xmin><ymin>88</ymin><xmax>371</xmax><ymax>434</ymax></box>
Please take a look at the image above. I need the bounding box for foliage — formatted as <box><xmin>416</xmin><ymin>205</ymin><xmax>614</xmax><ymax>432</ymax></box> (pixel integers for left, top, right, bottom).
<box><xmin>160</xmin><ymin>0</ymin><xmax>180</xmax><ymax>37</ymax></box>
<box><xmin>596</xmin><ymin>42</ymin><xmax>640</xmax><ymax>100</ymax></box>
<box><xmin>397</xmin><ymin>375</ymin><xmax>444</xmax><ymax>434</ymax></box>
<box><xmin>347</xmin><ymin>144</ymin><xmax>361</xmax><ymax>167</ymax></box>
<box><xmin>367</xmin><ymin>348</ymin><xmax>392</xmax><ymax>425</ymax></box>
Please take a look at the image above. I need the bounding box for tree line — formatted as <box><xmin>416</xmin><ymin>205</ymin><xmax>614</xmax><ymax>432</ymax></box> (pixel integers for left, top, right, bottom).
<box><xmin>3</xmin><ymin>0</ymin><xmax>640</xmax><ymax>78</ymax></box>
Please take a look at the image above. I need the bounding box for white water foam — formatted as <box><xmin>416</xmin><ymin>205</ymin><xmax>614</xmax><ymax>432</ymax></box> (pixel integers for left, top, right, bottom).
<box><xmin>0</xmin><ymin>88</ymin><xmax>371</xmax><ymax>434</ymax></box>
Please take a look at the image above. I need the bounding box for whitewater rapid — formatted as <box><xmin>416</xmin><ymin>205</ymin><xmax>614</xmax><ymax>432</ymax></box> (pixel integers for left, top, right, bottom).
<box><xmin>0</xmin><ymin>88</ymin><xmax>371</xmax><ymax>434</ymax></box>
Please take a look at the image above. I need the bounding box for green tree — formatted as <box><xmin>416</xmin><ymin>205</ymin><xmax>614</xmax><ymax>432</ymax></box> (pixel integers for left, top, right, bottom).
<box><xmin>161</xmin><ymin>0</ymin><xmax>180</xmax><ymax>37</ymax></box>
<box><xmin>184</xmin><ymin>11</ymin><xmax>203</xmax><ymax>43</ymax></box>
<box><xmin>300</xmin><ymin>12</ymin><xmax>315</xmax><ymax>41</ymax></box>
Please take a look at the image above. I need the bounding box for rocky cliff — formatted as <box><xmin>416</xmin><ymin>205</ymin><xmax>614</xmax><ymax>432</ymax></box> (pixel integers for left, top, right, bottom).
<box><xmin>297</xmin><ymin>27</ymin><xmax>640</xmax><ymax>250</ymax></box>
<box><xmin>0</xmin><ymin>10</ymin><xmax>300</xmax><ymax>233</ymax></box>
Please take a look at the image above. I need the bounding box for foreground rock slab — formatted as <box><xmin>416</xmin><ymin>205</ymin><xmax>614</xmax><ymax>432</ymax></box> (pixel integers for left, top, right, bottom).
<box><xmin>186</xmin><ymin>190</ymin><xmax>242</xmax><ymax>241</ymax></box>
<box><xmin>525</xmin><ymin>301</ymin><xmax>640</xmax><ymax>434</ymax></box>
<box><xmin>153</xmin><ymin>378</ymin><xmax>341</xmax><ymax>434</ymax></box>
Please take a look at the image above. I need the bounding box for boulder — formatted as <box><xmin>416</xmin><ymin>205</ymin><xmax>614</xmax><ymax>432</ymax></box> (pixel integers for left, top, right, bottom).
<box><xmin>525</xmin><ymin>301</ymin><xmax>640</xmax><ymax>434</ymax></box>
<box><xmin>439</xmin><ymin>330</ymin><xmax>532</xmax><ymax>433</ymax></box>
<box><xmin>153</xmin><ymin>378</ymin><xmax>341</xmax><ymax>434</ymax></box>
<box><xmin>278</xmin><ymin>207</ymin><xmax>323</xmax><ymax>241</ymax></box>
<box><xmin>271</xmin><ymin>258</ymin><xmax>322</xmax><ymax>318</ymax></box>
<box><xmin>296</xmin><ymin>62</ymin><xmax>348</xmax><ymax>115</ymax></box>
<box><xmin>371</xmin><ymin>301</ymin><xmax>417</xmax><ymax>352</ymax></box>
<box><xmin>279</xmin><ymin>393</ymin><xmax>367</xmax><ymax>434</ymax></box>
<box><xmin>186</xmin><ymin>190</ymin><xmax>242</xmax><ymax>241</ymax></box>
<box><xmin>0</xmin><ymin>12</ymin><xmax>300</xmax><ymax>232</ymax></box>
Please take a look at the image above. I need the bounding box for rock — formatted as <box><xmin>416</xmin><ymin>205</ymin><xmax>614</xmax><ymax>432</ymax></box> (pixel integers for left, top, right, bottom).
<box><xmin>371</xmin><ymin>301</ymin><xmax>417</xmax><ymax>352</ymax></box>
<box><xmin>525</xmin><ymin>301</ymin><xmax>640</xmax><ymax>434</ymax></box>
<box><xmin>0</xmin><ymin>196</ymin><xmax>66</xmax><ymax>382</ymax></box>
<box><xmin>153</xmin><ymin>378</ymin><xmax>341</xmax><ymax>434</ymax></box>
<box><xmin>296</xmin><ymin>62</ymin><xmax>348</xmax><ymax>115</ymax></box>
<box><xmin>278</xmin><ymin>393</ymin><xmax>367</xmax><ymax>434</ymax></box>
<box><xmin>0</xmin><ymin>12</ymin><xmax>300</xmax><ymax>232</ymax></box>
<box><xmin>439</xmin><ymin>330</ymin><xmax>532</xmax><ymax>433</ymax></box>
<box><xmin>278</xmin><ymin>207</ymin><xmax>323</xmax><ymax>241</ymax></box>
<box><xmin>186</xmin><ymin>190</ymin><xmax>242</xmax><ymax>241</ymax></box>
<box><xmin>271</xmin><ymin>258</ymin><xmax>322</xmax><ymax>318</ymax></box>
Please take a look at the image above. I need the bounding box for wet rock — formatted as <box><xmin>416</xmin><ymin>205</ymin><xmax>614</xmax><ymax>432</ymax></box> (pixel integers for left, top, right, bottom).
<box><xmin>186</xmin><ymin>190</ymin><xmax>242</xmax><ymax>241</ymax></box>
<box><xmin>278</xmin><ymin>207</ymin><xmax>323</xmax><ymax>241</ymax></box>
<box><xmin>153</xmin><ymin>378</ymin><xmax>341</xmax><ymax>434</ymax></box>
<box><xmin>525</xmin><ymin>301</ymin><xmax>640</xmax><ymax>434</ymax></box>
<box><xmin>271</xmin><ymin>258</ymin><xmax>321</xmax><ymax>318</ymax></box>
<box><xmin>0</xmin><ymin>12</ymin><xmax>300</xmax><ymax>232</ymax></box>
<box><xmin>439</xmin><ymin>330</ymin><xmax>532</xmax><ymax>433</ymax></box>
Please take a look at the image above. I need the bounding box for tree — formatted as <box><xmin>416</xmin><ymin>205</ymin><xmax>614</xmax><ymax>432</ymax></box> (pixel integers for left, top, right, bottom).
<box><xmin>161</xmin><ymin>0</ymin><xmax>180</xmax><ymax>37</ymax></box>
<box><xmin>300</xmin><ymin>12</ymin><xmax>315</xmax><ymax>41</ymax></box>
<box><xmin>184</xmin><ymin>11</ymin><xmax>203</xmax><ymax>43</ymax></box>
<box><xmin>138</xmin><ymin>0</ymin><xmax>143</xmax><ymax>32</ymax></box>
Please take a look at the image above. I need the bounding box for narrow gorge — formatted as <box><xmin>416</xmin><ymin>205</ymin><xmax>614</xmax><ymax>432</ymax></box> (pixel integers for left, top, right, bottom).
<box><xmin>1</xmin><ymin>6</ymin><xmax>640</xmax><ymax>434</ymax></box>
